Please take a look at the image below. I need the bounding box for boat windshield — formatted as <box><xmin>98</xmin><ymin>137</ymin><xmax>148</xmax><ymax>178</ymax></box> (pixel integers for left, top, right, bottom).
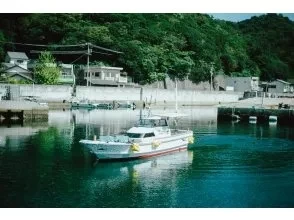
<box><xmin>127</xmin><ymin>133</ymin><xmax>142</xmax><ymax>138</ymax></box>
<box><xmin>138</xmin><ymin>119</ymin><xmax>168</xmax><ymax>127</ymax></box>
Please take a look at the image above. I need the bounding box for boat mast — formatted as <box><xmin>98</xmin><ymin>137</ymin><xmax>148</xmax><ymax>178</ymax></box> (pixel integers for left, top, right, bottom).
<box><xmin>175</xmin><ymin>79</ymin><xmax>178</xmax><ymax>113</ymax></box>
<box><xmin>140</xmin><ymin>87</ymin><xmax>143</xmax><ymax>120</ymax></box>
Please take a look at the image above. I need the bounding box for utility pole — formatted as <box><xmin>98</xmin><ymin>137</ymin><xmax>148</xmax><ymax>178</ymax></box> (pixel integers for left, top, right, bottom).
<box><xmin>210</xmin><ymin>63</ymin><xmax>214</xmax><ymax>91</ymax></box>
<box><xmin>86</xmin><ymin>43</ymin><xmax>90</xmax><ymax>87</ymax></box>
<box><xmin>261</xmin><ymin>82</ymin><xmax>268</xmax><ymax>108</ymax></box>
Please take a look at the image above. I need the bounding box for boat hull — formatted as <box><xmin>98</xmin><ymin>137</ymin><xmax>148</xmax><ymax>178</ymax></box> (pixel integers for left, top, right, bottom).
<box><xmin>94</xmin><ymin>144</ymin><xmax>188</xmax><ymax>160</ymax></box>
<box><xmin>80</xmin><ymin>130</ymin><xmax>193</xmax><ymax>160</ymax></box>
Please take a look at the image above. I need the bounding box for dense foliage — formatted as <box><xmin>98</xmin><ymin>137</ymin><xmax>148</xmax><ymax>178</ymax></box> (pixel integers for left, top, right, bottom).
<box><xmin>238</xmin><ymin>14</ymin><xmax>294</xmax><ymax>81</ymax></box>
<box><xmin>34</xmin><ymin>51</ymin><xmax>61</xmax><ymax>84</ymax></box>
<box><xmin>0</xmin><ymin>13</ymin><xmax>293</xmax><ymax>84</ymax></box>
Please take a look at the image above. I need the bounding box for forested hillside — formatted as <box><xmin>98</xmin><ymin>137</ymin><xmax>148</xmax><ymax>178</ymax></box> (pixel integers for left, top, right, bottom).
<box><xmin>0</xmin><ymin>13</ymin><xmax>293</xmax><ymax>84</ymax></box>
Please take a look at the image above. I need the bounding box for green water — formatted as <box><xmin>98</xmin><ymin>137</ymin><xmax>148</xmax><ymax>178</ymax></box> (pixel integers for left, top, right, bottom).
<box><xmin>0</xmin><ymin>108</ymin><xmax>293</xmax><ymax>207</ymax></box>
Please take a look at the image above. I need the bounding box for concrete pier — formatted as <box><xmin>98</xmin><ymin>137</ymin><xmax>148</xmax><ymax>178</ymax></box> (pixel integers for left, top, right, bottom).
<box><xmin>217</xmin><ymin>106</ymin><xmax>294</xmax><ymax>125</ymax></box>
<box><xmin>0</xmin><ymin>100</ymin><xmax>49</xmax><ymax>122</ymax></box>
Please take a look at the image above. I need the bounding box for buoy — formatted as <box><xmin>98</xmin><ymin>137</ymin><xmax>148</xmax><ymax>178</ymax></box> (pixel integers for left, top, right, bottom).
<box><xmin>231</xmin><ymin>114</ymin><xmax>240</xmax><ymax>121</ymax></box>
<box><xmin>269</xmin><ymin>115</ymin><xmax>277</xmax><ymax>122</ymax></box>
<box><xmin>269</xmin><ymin>115</ymin><xmax>277</xmax><ymax>125</ymax></box>
<box><xmin>188</xmin><ymin>136</ymin><xmax>194</xmax><ymax>144</ymax></box>
<box><xmin>249</xmin><ymin>116</ymin><xmax>257</xmax><ymax>124</ymax></box>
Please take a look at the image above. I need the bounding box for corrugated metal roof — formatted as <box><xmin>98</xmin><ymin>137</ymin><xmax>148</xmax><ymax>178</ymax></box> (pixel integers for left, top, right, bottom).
<box><xmin>276</xmin><ymin>79</ymin><xmax>290</xmax><ymax>84</ymax></box>
<box><xmin>7</xmin><ymin>51</ymin><xmax>29</xmax><ymax>60</ymax></box>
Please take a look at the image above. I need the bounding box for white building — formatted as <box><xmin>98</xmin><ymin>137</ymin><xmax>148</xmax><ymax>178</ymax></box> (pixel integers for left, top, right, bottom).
<box><xmin>84</xmin><ymin>66</ymin><xmax>128</xmax><ymax>86</ymax></box>
<box><xmin>267</xmin><ymin>79</ymin><xmax>293</xmax><ymax>93</ymax></box>
<box><xmin>225</xmin><ymin>76</ymin><xmax>260</xmax><ymax>92</ymax></box>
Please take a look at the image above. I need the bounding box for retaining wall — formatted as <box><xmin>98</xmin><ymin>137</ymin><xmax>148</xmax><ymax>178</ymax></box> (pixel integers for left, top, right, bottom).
<box><xmin>0</xmin><ymin>84</ymin><xmax>240</xmax><ymax>105</ymax></box>
<box><xmin>76</xmin><ymin>86</ymin><xmax>240</xmax><ymax>105</ymax></box>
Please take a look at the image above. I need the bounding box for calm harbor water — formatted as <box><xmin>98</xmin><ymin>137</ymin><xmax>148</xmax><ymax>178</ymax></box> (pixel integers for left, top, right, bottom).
<box><xmin>0</xmin><ymin>107</ymin><xmax>293</xmax><ymax>208</ymax></box>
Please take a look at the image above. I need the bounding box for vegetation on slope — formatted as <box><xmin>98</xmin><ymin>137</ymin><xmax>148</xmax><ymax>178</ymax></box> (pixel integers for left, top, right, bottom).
<box><xmin>0</xmin><ymin>13</ymin><xmax>293</xmax><ymax>84</ymax></box>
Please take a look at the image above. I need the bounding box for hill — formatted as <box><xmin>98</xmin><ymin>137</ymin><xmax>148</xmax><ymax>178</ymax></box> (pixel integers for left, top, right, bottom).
<box><xmin>0</xmin><ymin>13</ymin><xmax>293</xmax><ymax>84</ymax></box>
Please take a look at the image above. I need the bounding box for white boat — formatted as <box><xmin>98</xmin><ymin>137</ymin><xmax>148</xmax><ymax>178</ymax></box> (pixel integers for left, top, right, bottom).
<box><xmin>79</xmin><ymin>115</ymin><xmax>194</xmax><ymax>160</ymax></box>
<box><xmin>117</xmin><ymin>101</ymin><xmax>136</xmax><ymax>109</ymax></box>
<box><xmin>92</xmin><ymin>102</ymin><xmax>113</xmax><ymax>109</ymax></box>
<box><xmin>71</xmin><ymin>100</ymin><xmax>113</xmax><ymax>109</ymax></box>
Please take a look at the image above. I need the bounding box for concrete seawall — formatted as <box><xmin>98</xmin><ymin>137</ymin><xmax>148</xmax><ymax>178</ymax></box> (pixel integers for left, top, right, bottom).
<box><xmin>76</xmin><ymin>86</ymin><xmax>240</xmax><ymax>105</ymax></box>
<box><xmin>0</xmin><ymin>84</ymin><xmax>73</xmax><ymax>101</ymax></box>
<box><xmin>1</xmin><ymin>84</ymin><xmax>241</xmax><ymax>105</ymax></box>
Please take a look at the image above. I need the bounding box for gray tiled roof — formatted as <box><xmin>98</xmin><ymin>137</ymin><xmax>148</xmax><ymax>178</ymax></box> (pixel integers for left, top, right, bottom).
<box><xmin>7</xmin><ymin>51</ymin><xmax>29</xmax><ymax>60</ymax></box>
<box><xmin>2</xmin><ymin>63</ymin><xmax>14</xmax><ymax>68</ymax></box>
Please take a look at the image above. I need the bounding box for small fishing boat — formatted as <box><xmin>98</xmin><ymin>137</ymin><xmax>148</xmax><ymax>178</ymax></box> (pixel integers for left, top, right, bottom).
<box><xmin>79</xmin><ymin>114</ymin><xmax>194</xmax><ymax>160</ymax></box>
<box><xmin>71</xmin><ymin>99</ymin><xmax>96</xmax><ymax>109</ymax></box>
<box><xmin>117</xmin><ymin>101</ymin><xmax>136</xmax><ymax>109</ymax></box>
<box><xmin>92</xmin><ymin>103</ymin><xmax>113</xmax><ymax>109</ymax></box>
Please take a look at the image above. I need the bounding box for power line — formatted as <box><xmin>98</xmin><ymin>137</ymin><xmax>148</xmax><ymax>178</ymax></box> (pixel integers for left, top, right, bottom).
<box><xmin>70</xmin><ymin>54</ymin><xmax>87</xmax><ymax>64</ymax></box>
<box><xmin>30</xmin><ymin>50</ymin><xmax>89</xmax><ymax>55</ymax></box>
<box><xmin>0</xmin><ymin>40</ymin><xmax>123</xmax><ymax>54</ymax></box>
<box><xmin>0</xmin><ymin>40</ymin><xmax>86</xmax><ymax>48</ymax></box>
<box><xmin>90</xmin><ymin>43</ymin><xmax>123</xmax><ymax>54</ymax></box>
<box><xmin>91</xmin><ymin>51</ymin><xmax>113</xmax><ymax>56</ymax></box>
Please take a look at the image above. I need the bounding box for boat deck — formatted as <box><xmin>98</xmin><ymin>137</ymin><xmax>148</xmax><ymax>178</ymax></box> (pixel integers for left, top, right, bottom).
<box><xmin>97</xmin><ymin>129</ymin><xmax>192</xmax><ymax>143</ymax></box>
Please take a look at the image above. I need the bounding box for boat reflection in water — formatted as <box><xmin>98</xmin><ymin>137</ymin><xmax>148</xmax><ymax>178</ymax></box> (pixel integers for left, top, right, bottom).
<box><xmin>79</xmin><ymin>149</ymin><xmax>194</xmax><ymax>207</ymax></box>
<box><xmin>90</xmin><ymin>149</ymin><xmax>193</xmax><ymax>183</ymax></box>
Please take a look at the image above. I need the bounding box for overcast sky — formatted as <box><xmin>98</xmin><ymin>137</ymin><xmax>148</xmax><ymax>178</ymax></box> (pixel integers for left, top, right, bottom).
<box><xmin>209</xmin><ymin>13</ymin><xmax>294</xmax><ymax>22</ymax></box>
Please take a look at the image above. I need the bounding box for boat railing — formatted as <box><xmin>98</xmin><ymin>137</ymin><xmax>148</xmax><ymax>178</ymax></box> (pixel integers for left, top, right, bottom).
<box><xmin>100</xmin><ymin>135</ymin><xmax>129</xmax><ymax>143</ymax></box>
<box><xmin>170</xmin><ymin>129</ymin><xmax>193</xmax><ymax>136</ymax></box>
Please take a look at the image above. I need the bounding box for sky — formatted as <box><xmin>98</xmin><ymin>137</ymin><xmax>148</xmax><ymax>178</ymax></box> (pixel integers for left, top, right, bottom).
<box><xmin>209</xmin><ymin>13</ymin><xmax>294</xmax><ymax>22</ymax></box>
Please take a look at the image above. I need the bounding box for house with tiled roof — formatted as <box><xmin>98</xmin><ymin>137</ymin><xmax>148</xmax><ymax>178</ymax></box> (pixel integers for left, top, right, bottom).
<box><xmin>1</xmin><ymin>51</ymin><xmax>34</xmax><ymax>82</ymax></box>
<box><xmin>5</xmin><ymin>52</ymin><xmax>29</xmax><ymax>67</ymax></box>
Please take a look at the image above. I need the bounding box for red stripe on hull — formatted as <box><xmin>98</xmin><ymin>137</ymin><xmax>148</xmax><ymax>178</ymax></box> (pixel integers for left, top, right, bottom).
<box><xmin>138</xmin><ymin>145</ymin><xmax>187</xmax><ymax>159</ymax></box>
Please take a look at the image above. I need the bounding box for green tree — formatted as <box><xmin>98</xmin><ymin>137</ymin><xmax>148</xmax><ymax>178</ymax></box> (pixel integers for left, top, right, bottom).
<box><xmin>34</xmin><ymin>51</ymin><xmax>61</xmax><ymax>84</ymax></box>
<box><xmin>0</xmin><ymin>31</ymin><xmax>6</xmax><ymax>61</ymax></box>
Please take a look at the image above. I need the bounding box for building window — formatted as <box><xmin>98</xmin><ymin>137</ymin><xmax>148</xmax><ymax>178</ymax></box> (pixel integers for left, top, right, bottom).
<box><xmin>95</xmin><ymin>72</ymin><xmax>100</xmax><ymax>77</ymax></box>
<box><xmin>62</xmin><ymin>70</ymin><xmax>71</xmax><ymax>76</ymax></box>
<box><xmin>17</xmin><ymin>60</ymin><xmax>24</xmax><ymax>64</ymax></box>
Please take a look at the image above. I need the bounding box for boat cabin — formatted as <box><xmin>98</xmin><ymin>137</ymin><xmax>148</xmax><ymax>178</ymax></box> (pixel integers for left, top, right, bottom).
<box><xmin>137</xmin><ymin>116</ymin><xmax>168</xmax><ymax>128</ymax></box>
<box><xmin>126</xmin><ymin>116</ymin><xmax>171</xmax><ymax>142</ymax></box>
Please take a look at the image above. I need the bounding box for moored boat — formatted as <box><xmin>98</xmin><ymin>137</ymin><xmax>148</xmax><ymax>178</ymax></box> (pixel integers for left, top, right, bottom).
<box><xmin>92</xmin><ymin>103</ymin><xmax>113</xmax><ymax>109</ymax></box>
<box><xmin>71</xmin><ymin>100</ymin><xmax>96</xmax><ymax>109</ymax></box>
<box><xmin>79</xmin><ymin>115</ymin><xmax>194</xmax><ymax>160</ymax></box>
